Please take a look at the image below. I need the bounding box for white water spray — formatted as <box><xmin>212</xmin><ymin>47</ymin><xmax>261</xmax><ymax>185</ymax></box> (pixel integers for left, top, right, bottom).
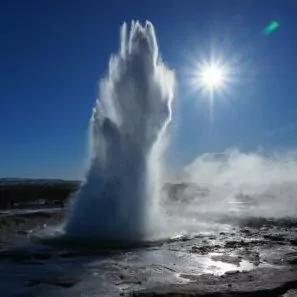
<box><xmin>65</xmin><ymin>21</ymin><xmax>175</xmax><ymax>241</ymax></box>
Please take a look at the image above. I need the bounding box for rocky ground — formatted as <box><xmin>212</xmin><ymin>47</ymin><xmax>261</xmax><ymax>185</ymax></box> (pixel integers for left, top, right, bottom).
<box><xmin>0</xmin><ymin>210</ymin><xmax>297</xmax><ymax>296</ymax></box>
<box><xmin>0</xmin><ymin>209</ymin><xmax>65</xmax><ymax>249</ymax></box>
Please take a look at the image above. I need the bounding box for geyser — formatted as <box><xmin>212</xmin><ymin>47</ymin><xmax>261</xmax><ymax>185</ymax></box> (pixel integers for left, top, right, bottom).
<box><xmin>65</xmin><ymin>21</ymin><xmax>175</xmax><ymax>241</ymax></box>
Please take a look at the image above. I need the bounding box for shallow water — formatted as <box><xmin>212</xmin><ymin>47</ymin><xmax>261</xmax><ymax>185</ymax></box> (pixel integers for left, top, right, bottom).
<box><xmin>0</xmin><ymin>229</ymin><xmax>270</xmax><ymax>297</ymax></box>
<box><xmin>1</xmin><ymin>207</ymin><xmax>296</xmax><ymax>297</ymax></box>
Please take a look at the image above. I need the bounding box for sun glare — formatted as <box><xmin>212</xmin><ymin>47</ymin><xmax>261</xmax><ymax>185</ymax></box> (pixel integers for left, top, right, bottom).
<box><xmin>200</xmin><ymin>64</ymin><xmax>225</xmax><ymax>89</ymax></box>
<box><xmin>188</xmin><ymin>57</ymin><xmax>231</xmax><ymax>125</ymax></box>
<box><xmin>196</xmin><ymin>62</ymin><xmax>228</xmax><ymax>94</ymax></box>
<box><xmin>187</xmin><ymin>54</ymin><xmax>233</xmax><ymax>97</ymax></box>
<box><xmin>187</xmin><ymin>52</ymin><xmax>237</xmax><ymax>125</ymax></box>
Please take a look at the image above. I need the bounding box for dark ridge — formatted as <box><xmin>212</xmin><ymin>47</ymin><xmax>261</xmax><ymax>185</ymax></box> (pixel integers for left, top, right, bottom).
<box><xmin>0</xmin><ymin>179</ymin><xmax>80</xmax><ymax>209</ymax></box>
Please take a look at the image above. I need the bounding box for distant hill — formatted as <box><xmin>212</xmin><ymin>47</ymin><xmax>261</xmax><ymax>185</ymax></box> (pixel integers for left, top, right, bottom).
<box><xmin>0</xmin><ymin>178</ymin><xmax>80</xmax><ymax>185</ymax></box>
<box><xmin>0</xmin><ymin>179</ymin><xmax>80</xmax><ymax>209</ymax></box>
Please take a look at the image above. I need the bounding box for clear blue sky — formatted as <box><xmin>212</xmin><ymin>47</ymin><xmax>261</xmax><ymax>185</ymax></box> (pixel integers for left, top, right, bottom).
<box><xmin>1</xmin><ymin>0</ymin><xmax>297</xmax><ymax>179</ymax></box>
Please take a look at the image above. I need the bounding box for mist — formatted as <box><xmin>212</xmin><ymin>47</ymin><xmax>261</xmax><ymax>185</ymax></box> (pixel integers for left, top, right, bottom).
<box><xmin>163</xmin><ymin>149</ymin><xmax>297</xmax><ymax>232</ymax></box>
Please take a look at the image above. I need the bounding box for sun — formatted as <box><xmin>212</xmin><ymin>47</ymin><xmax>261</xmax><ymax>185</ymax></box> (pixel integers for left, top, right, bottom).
<box><xmin>187</xmin><ymin>55</ymin><xmax>234</xmax><ymax>99</ymax></box>
<box><xmin>198</xmin><ymin>63</ymin><xmax>227</xmax><ymax>92</ymax></box>
<box><xmin>200</xmin><ymin>64</ymin><xmax>225</xmax><ymax>89</ymax></box>
<box><xmin>186</xmin><ymin>52</ymin><xmax>238</xmax><ymax>125</ymax></box>
<box><xmin>187</xmin><ymin>57</ymin><xmax>231</xmax><ymax>125</ymax></box>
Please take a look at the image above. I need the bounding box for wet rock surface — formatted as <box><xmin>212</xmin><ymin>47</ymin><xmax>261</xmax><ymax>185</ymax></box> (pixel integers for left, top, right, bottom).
<box><xmin>131</xmin><ymin>268</ymin><xmax>297</xmax><ymax>296</ymax></box>
<box><xmin>129</xmin><ymin>218</ymin><xmax>297</xmax><ymax>297</ymax></box>
<box><xmin>1</xmin><ymin>211</ymin><xmax>297</xmax><ymax>296</ymax></box>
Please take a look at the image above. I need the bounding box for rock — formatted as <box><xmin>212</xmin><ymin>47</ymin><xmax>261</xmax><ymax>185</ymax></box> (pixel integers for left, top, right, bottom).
<box><xmin>181</xmin><ymin>237</ymin><xmax>191</xmax><ymax>242</ymax></box>
<box><xmin>290</xmin><ymin>239</ymin><xmax>297</xmax><ymax>246</ymax></box>
<box><xmin>237</xmin><ymin>250</ymin><xmax>260</xmax><ymax>266</ymax></box>
<box><xmin>191</xmin><ymin>245</ymin><xmax>220</xmax><ymax>255</ymax></box>
<box><xmin>211</xmin><ymin>254</ymin><xmax>241</xmax><ymax>266</ymax></box>
<box><xmin>131</xmin><ymin>268</ymin><xmax>297</xmax><ymax>296</ymax></box>
<box><xmin>283</xmin><ymin>253</ymin><xmax>297</xmax><ymax>265</ymax></box>
<box><xmin>241</xmin><ymin>228</ymin><xmax>251</xmax><ymax>235</ymax></box>
<box><xmin>263</xmin><ymin>234</ymin><xmax>286</xmax><ymax>242</ymax></box>
<box><xmin>224</xmin><ymin>270</ymin><xmax>240</xmax><ymax>275</ymax></box>
<box><xmin>26</xmin><ymin>276</ymin><xmax>81</xmax><ymax>288</ymax></box>
<box><xmin>225</xmin><ymin>241</ymin><xmax>247</xmax><ymax>248</ymax></box>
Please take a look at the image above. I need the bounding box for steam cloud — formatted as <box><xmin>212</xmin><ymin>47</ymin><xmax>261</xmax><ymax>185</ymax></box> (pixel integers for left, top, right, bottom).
<box><xmin>181</xmin><ymin>149</ymin><xmax>297</xmax><ymax>219</ymax></box>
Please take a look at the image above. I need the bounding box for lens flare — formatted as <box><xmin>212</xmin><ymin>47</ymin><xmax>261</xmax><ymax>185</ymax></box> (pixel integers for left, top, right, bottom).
<box><xmin>264</xmin><ymin>20</ymin><xmax>280</xmax><ymax>35</ymax></box>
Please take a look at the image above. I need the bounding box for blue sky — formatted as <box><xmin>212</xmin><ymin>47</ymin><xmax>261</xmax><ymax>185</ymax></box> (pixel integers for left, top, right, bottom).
<box><xmin>1</xmin><ymin>0</ymin><xmax>297</xmax><ymax>179</ymax></box>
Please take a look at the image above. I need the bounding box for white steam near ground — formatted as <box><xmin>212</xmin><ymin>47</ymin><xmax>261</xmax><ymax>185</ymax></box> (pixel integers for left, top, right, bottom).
<box><xmin>166</xmin><ymin>149</ymin><xmax>297</xmax><ymax>225</ymax></box>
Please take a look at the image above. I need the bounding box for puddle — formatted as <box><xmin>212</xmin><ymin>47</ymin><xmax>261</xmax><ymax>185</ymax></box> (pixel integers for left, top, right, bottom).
<box><xmin>0</xmin><ymin>235</ymin><xmax>284</xmax><ymax>297</ymax></box>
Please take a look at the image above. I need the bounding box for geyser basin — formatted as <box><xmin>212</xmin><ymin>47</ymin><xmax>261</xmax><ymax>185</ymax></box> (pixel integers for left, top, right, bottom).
<box><xmin>65</xmin><ymin>21</ymin><xmax>175</xmax><ymax>242</ymax></box>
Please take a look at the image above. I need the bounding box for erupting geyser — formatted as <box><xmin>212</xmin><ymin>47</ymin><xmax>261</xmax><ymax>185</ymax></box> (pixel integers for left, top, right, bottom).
<box><xmin>65</xmin><ymin>21</ymin><xmax>175</xmax><ymax>242</ymax></box>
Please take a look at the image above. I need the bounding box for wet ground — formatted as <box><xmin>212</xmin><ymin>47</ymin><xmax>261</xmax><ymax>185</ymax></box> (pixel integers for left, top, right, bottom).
<box><xmin>1</xmin><ymin>209</ymin><xmax>297</xmax><ymax>296</ymax></box>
